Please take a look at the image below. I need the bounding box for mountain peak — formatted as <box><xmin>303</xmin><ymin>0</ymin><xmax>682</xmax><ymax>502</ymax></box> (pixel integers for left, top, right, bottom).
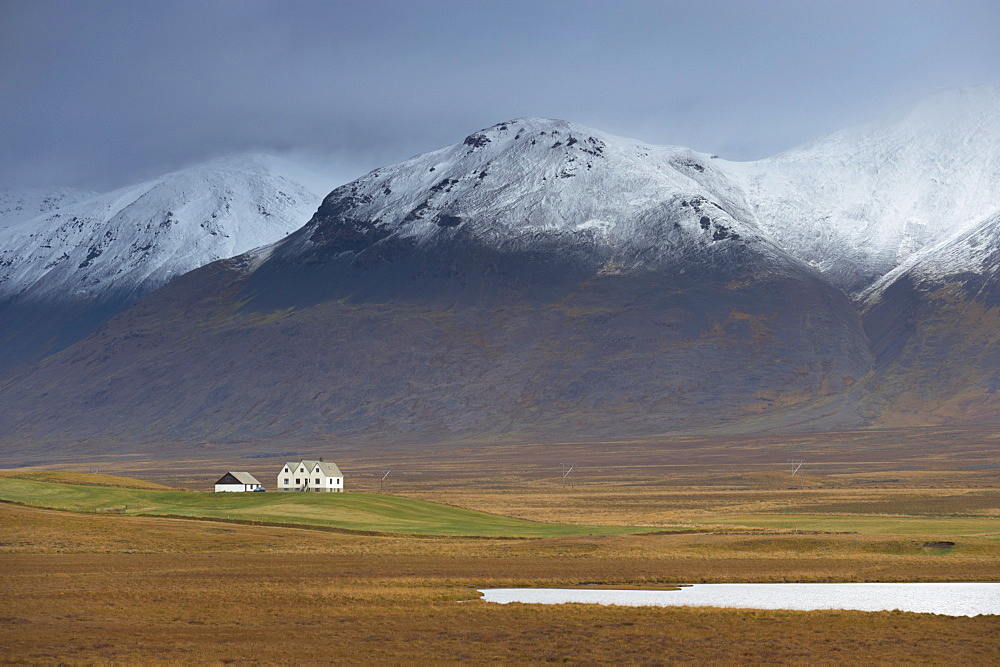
<box><xmin>727</xmin><ymin>85</ymin><xmax>1000</xmax><ymax>292</ymax></box>
<box><xmin>0</xmin><ymin>153</ymin><xmax>326</xmax><ymax>304</ymax></box>
<box><xmin>270</xmin><ymin>115</ymin><xmax>765</xmax><ymax>278</ymax></box>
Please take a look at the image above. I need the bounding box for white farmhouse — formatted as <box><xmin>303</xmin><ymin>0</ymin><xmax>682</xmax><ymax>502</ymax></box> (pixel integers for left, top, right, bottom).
<box><xmin>277</xmin><ymin>459</ymin><xmax>344</xmax><ymax>492</ymax></box>
<box><xmin>214</xmin><ymin>471</ymin><xmax>264</xmax><ymax>492</ymax></box>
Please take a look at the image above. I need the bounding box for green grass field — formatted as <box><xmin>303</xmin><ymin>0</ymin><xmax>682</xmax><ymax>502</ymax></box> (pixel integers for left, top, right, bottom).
<box><xmin>0</xmin><ymin>475</ymin><xmax>645</xmax><ymax>538</ymax></box>
<box><xmin>4</xmin><ymin>468</ymin><xmax>999</xmax><ymax>541</ymax></box>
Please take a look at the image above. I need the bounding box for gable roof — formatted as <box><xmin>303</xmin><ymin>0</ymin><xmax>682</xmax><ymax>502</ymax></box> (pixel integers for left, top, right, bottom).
<box><xmin>279</xmin><ymin>459</ymin><xmax>343</xmax><ymax>477</ymax></box>
<box><xmin>216</xmin><ymin>471</ymin><xmax>261</xmax><ymax>485</ymax></box>
<box><xmin>301</xmin><ymin>460</ymin><xmax>343</xmax><ymax>478</ymax></box>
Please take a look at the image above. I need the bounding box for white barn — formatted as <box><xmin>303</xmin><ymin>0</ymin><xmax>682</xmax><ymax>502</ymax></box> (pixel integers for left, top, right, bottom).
<box><xmin>214</xmin><ymin>471</ymin><xmax>264</xmax><ymax>492</ymax></box>
<box><xmin>277</xmin><ymin>459</ymin><xmax>344</xmax><ymax>492</ymax></box>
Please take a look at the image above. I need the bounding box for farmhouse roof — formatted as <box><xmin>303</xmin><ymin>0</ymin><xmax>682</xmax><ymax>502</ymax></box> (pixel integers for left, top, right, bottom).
<box><xmin>216</xmin><ymin>471</ymin><xmax>261</xmax><ymax>485</ymax></box>
<box><xmin>302</xmin><ymin>460</ymin><xmax>343</xmax><ymax>477</ymax></box>
<box><xmin>280</xmin><ymin>459</ymin><xmax>343</xmax><ymax>477</ymax></box>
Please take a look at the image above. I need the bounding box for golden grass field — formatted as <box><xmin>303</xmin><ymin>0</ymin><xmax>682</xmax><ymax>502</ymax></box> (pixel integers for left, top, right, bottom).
<box><xmin>1</xmin><ymin>428</ymin><xmax>999</xmax><ymax>662</ymax></box>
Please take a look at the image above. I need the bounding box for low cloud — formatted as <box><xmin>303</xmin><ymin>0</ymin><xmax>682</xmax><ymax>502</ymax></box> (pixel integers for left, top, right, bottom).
<box><xmin>2</xmin><ymin>0</ymin><xmax>998</xmax><ymax>191</ymax></box>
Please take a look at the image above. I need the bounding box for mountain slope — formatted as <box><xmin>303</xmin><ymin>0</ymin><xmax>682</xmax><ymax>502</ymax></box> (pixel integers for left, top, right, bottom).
<box><xmin>0</xmin><ymin>154</ymin><xmax>326</xmax><ymax>372</ymax></box>
<box><xmin>726</xmin><ymin>85</ymin><xmax>1000</xmax><ymax>293</ymax></box>
<box><xmin>861</xmin><ymin>209</ymin><xmax>1000</xmax><ymax>425</ymax></box>
<box><xmin>0</xmin><ymin>119</ymin><xmax>874</xmax><ymax>452</ymax></box>
<box><xmin>0</xmin><ymin>187</ymin><xmax>97</xmax><ymax>231</ymax></box>
<box><xmin>0</xmin><ymin>154</ymin><xmax>324</xmax><ymax>302</ymax></box>
<box><xmin>7</xmin><ymin>87</ymin><xmax>1000</xmax><ymax>453</ymax></box>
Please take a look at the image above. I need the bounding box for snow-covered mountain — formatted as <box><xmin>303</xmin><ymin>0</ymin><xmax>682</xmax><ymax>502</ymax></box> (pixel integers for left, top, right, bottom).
<box><xmin>0</xmin><ymin>187</ymin><xmax>97</xmax><ymax>231</ymax></box>
<box><xmin>0</xmin><ymin>154</ymin><xmax>325</xmax><ymax>303</ymax></box>
<box><xmin>2</xmin><ymin>88</ymin><xmax>1000</xmax><ymax>452</ymax></box>
<box><xmin>264</xmin><ymin>117</ymin><xmax>779</xmax><ymax>276</ymax></box>
<box><xmin>5</xmin><ymin>88</ymin><xmax>998</xmax><ymax>311</ymax></box>
<box><xmin>725</xmin><ymin>85</ymin><xmax>1000</xmax><ymax>293</ymax></box>
<box><xmin>0</xmin><ymin>117</ymin><xmax>874</xmax><ymax>449</ymax></box>
<box><xmin>860</xmin><ymin>208</ymin><xmax>1000</xmax><ymax>425</ymax></box>
<box><xmin>0</xmin><ymin>154</ymin><xmax>329</xmax><ymax>374</ymax></box>
<box><xmin>264</xmin><ymin>88</ymin><xmax>1000</xmax><ymax>297</ymax></box>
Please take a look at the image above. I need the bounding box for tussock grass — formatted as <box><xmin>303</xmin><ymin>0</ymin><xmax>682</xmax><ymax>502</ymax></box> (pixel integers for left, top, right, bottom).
<box><xmin>402</xmin><ymin>485</ymin><xmax>1000</xmax><ymax>540</ymax></box>
<box><xmin>1</xmin><ymin>503</ymin><xmax>998</xmax><ymax>663</ymax></box>
<box><xmin>695</xmin><ymin>512</ymin><xmax>1000</xmax><ymax>536</ymax></box>
<box><xmin>2</xmin><ymin>436</ymin><xmax>999</xmax><ymax>663</ymax></box>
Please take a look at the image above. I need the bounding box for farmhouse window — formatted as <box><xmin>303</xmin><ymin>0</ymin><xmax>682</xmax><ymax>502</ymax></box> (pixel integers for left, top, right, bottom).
<box><xmin>315</xmin><ymin>478</ymin><xmax>320</xmax><ymax>484</ymax></box>
<box><xmin>284</xmin><ymin>479</ymin><xmax>289</xmax><ymax>484</ymax></box>
<box><xmin>296</xmin><ymin>478</ymin><xmax>301</xmax><ymax>484</ymax></box>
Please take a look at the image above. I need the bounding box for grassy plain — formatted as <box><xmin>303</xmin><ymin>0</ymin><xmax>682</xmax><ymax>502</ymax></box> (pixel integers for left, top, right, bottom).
<box><xmin>0</xmin><ymin>474</ymin><xmax>642</xmax><ymax>538</ymax></box>
<box><xmin>2</xmin><ymin>501</ymin><xmax>999</xmax><ymax>663</ymax></box>
<box><xmin>1</xmin><ymin>428</ymin><xmax>999</xmax><ymax>662</ymax></box>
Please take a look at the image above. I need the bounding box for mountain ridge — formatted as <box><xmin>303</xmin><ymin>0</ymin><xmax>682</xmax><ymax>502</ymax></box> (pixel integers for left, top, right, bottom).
<box><xmin>0</xmin><ymin>119</ymin><xmax>876</xmax><ymax>450</ymax></box>
<box><xmin>0</xmin><ymin>153</ymin><xmax>327</xmax><ymax>303</ymax></box>
<box><xmin>2</xmin><ymin>89</ymin><xmax>999</xmax><ymax>453</ymax></box>
<box><xmin>860</xmin><ymin>208</ymin><xmax>1000</xmax><ymax>426</ymax></box>
<box><xmin>722</xmin><ymin>85</ymin><xmax>1000</xmax><ymax>293</ymax></box>
<box><xmin>0</xmin><ymin>153</ymin><xmax>330</xmax><ymax>373</ymax></box>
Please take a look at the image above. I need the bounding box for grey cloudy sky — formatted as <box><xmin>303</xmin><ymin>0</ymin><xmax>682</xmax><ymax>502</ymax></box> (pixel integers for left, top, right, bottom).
<box><xmin>2</xmin><ymin>0</ymin><xmax>999</xmax><ymax>192</ymax></box>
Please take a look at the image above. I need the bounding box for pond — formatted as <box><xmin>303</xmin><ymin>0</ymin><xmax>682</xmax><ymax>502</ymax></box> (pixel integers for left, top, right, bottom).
<box><xmin>479</xmin><ymin>583</ymin><xmax>1000</xmax><ymax>617</ymax></box>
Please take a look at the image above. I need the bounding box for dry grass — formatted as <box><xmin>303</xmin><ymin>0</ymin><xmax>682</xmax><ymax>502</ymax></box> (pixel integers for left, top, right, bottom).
<box><xmin>8</xmin><ymin>425</ymin><xmax>1000</xmax><ymax>491</ymax></box>
<box><xmin>2</xmin><ymin>427</ymin><xmax>999</xmax><ymax>662</ymax></box>
<box><xmin>4</xmin><ymin>502</ymin><xmax>999</xmax><ymax>583</ymax></box>
<box><xmin>0</xmin><ymin>469</ymin><xmax>172</xmax><ymax>490</ymax></box>
<box><xmin>1</xmin><ymin>502</ymin><xmax>999</xmax><ymax>662</ymax></box>
<box><xmin>401</xmin><ymin>485</ymin><xmax>1000</xmax><ymax>529</ymax></box>
<box><xmin>3</xmin><ymin>554</ymin><xmax>998</xmax><ymax>664</ymax></box>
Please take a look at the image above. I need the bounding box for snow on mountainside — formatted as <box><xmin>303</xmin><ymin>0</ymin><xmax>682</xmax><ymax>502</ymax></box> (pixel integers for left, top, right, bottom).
<box><xmin>0</xmin><ymin>154</ymin><xmax>326</xmax><ymax>303</ymax></box>
<box><xmin>4</xmin><ymin>87</ymin><xmax>999</xmax><ymax>305</ymax></box>
<box><xmin>0</xmin><ymin>187</ymin><xmax>97</xmax><ymax>231</ymax></box>
<box><xmin>274</xmin><ymin>88</ymin><xmax>1000</xmax><ymax>296</ymax></box>
<box><xmin>0</xmin><ymin>117</ymin><xmax>875</xmax><ymax>448</ymax></box>
<box><xmin>859</xmin><ymin>208</ymin><xmax>1000</xmax><ymax>426</ymax></box>
<box><xmin>273</xmin><ymin>117</ymin><xmax>779</xmax><ymax>274</ymax></box>
<box><xmin>724</xmin><ymin>85</ymin><xmax>1000</xmax><ymax>293</ymax></box>
<box><xmin>861</xmin><ymin>207</ymin><xmax>1000</xmax><ymax>306</ymax></box>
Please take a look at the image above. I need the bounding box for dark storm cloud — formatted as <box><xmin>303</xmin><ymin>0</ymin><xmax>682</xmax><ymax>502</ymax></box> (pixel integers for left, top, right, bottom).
<box><xmin>2</xmin><ymin>0</ymin><xmax>999</xmax><ymax>191</ymax></box>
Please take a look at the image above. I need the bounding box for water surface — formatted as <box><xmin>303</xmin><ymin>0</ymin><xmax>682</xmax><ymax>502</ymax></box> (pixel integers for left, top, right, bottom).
<box><xmin>480</xmin><ymin>583</ymin><xmax>1000</xmax><ymax>617</ymax></box>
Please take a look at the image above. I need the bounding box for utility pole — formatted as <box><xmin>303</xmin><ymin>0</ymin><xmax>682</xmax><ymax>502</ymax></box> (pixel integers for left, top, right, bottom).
<box><xmin>561</xmin><ymin>463</ymin><xmax>574</xmax><ymax>489</ymax></box>
<box><xmin>787</xmin><ymin>460</ymin><xmax>805</xmax><ymax>490</ymax></box>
